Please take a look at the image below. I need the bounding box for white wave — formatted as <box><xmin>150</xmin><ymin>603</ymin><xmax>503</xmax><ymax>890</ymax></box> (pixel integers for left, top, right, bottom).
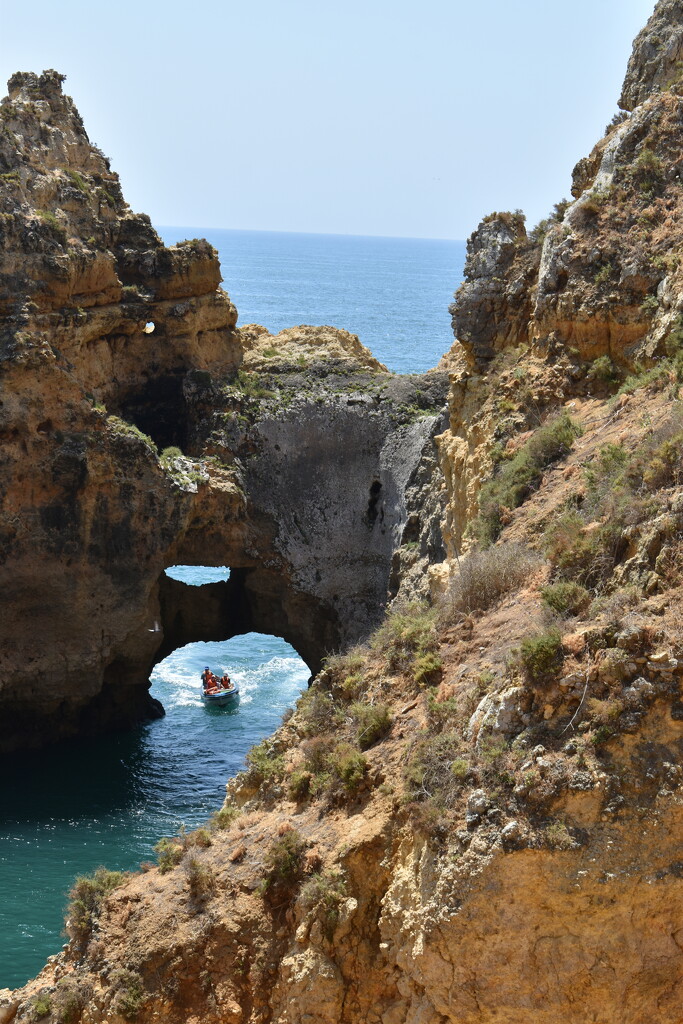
<box><xmin>151</xmin><ymin>649</ymin><xmax>308</xmax><ymax>711</ymax></box>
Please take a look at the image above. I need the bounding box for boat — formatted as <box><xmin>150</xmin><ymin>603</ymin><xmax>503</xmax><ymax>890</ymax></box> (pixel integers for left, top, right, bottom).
<box><xmin>201</xmin><ymin>682</ymin><xmax>240</xmax><ymax>707</ymax></box>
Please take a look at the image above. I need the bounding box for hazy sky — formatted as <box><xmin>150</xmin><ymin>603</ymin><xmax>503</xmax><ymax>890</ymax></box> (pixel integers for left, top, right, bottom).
<box><xmin>1</xmin><ymin>0</ymin><xmax>656</xmax><ymax>240</ymax></box>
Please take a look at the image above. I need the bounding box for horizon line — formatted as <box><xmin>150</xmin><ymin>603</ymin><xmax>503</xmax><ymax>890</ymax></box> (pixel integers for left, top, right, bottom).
<box><xmin>155</xmin><ymin>223</ymin><xmax>466</xmax><ymax>245</ymax></box>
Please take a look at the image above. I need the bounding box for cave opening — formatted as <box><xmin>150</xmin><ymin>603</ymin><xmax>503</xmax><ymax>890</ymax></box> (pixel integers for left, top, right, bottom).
<box><xmin>118</xmin><ymin>373</ymin><xmax>188</xmax><ymax>451</ymax></box>
<box><xmin>365</xmin><ymin>479</ymin><xmax>383</xmax><ymax>527</ymax></box>
<box><xmin>151</xmin><ymin>564</ymin><xmax>309</xmax><ymax>772</ymax></box>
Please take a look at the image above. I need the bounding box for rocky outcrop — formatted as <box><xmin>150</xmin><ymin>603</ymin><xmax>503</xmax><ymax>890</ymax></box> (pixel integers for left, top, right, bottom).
<box><xmin>0</xmin><ymin>72</ymin><xmax>450</xmax><ymax>752</ymax></box>
<box><xmin>447</xmin><ymin>1</ymin><xmax>683</xmax><ymax>372</ymax></box>
<box><xmin>240</xmin><ymin>323</ymin><xmax>387</xmax><ymax>372</ymax></box>
<box><xmin>449</xmin><ymin>212</ymin><xmax>539</xmax><ymax>370</ymax></box>
<box><xmin>620</xmin><ymin>0</ymin><xmax>683</xmax><ymax>111</ymax></box>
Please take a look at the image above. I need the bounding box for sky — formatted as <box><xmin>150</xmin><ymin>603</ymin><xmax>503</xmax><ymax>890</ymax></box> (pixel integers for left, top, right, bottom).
<box><xmin>1</xmin><ymin>0</ymin><xmax>657</xmax><ymax>240</ymax></box>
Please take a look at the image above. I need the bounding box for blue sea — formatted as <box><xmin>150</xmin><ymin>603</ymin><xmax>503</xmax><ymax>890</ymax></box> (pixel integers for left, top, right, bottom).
<box><xmin>159</xmin><ymin>227</ymin><xmax>466</xmax><ymax>374</ymax></box>
<box><xmin>0</xmin><ymin>230</ymin><xmax>465</xmax><ymax>988</ymax></box>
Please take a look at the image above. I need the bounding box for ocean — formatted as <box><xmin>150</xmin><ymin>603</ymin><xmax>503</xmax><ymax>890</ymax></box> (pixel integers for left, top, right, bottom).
<box><xmin>0</xmin><ymin>229</ymin><xmax>465</xmax><ymax>988</ymax></box>
<box><xmin>160</xmin><ymin>227</ymin><xmax>466</xmax><ymax>373</ymax></box>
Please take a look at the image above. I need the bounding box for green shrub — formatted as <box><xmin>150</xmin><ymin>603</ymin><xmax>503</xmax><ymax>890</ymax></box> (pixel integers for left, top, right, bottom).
<box><xmin>475</xmin><ymin>413</ymin><xmax>581</xmax><ymax>544</ymax></box>
<box><xmin>30</xmin><ymin>994</ymin><xmax>52</xmax><ymax>1020</ymax></box>
<box><xmin>107</xmin><ymin>415</ymin><xmax>157</xmax><ymax>451</ymax></box>
<box><xmin>288</xmin><ymin>769</ymin><xmax>313</xmax><ymax>801</ymax></box>
<box><xmin>154</xmin><ymin>836</ymin><xmax>185</xmax><ymax>873</ymax></box>
<box><xmin>543</xmin><ymin>510</ymin><xmax>612</xmax><ymax>589</ymax></box>
<box><xmin>425</xmin><ymin>691</ymin><xmax>459</xmax><ymax>731</ymax></box>
<box><xmin>586</xmin><ymin>355</ymin><xmax>618</xmax><ymax>384</ymax></box>
<box><xmin>518</xmin><ymin>629</ymin><xmax>563</xmax><ymax>685</ymax></box>
<box><xmin>350</xmin><ymin>702</ymin><xmax>392</xmax><ymax>749</ymax></box>
<box><xmin>450</xmin><ymin>757</ymin><xmax>470</xmax><ymax>782</ymax></box>
<box><xmin>299</xmin><ymin>870</ymin><xmax>347</xmax><ymax>938</ymax></box>
<box><xmin>261</xmin><ymin>830</ymin><xmax>307</xmax><ymax>894</ymax></box>
<box><xmin>160</xmin><ymin>445</ymin><xmax>183</xmax><ymax>460</ymax></box>
<box><xmin>65</xmin><ymin>169</ymin><xmax>90</xmax><ymax>195</ymax></box>
<box><xmin>592</xmin><ymin>724</ymin><xmax>615</xmax><ymax>747</ymax></box>
<box><xmin>210</xmin><ymin>805</ymin><xmax>240</xmax><ymax>830</ymax></box>
<box><xmin>245</xmin><ymin>738</ymin><xmax>285</xmax><ymax>783</ymax></box>
<box><xmin>540</xmin><ymin>581</ymin><xmax>591</xmax><ymax>617</ymax></box>
<box><xmin>370</xmin><ymin>602</ymin><xmax>438</xmax><ymax>672</ymax></box>
<box><xmin>189</xmin><ymin>827</ymin><xmax>212</xmax><ymax>848</ymax></box>
<box><xmin>640</xmin><ymin>294</ymin><xmax>660</xmax><ymax>316</ymax></box>
<box><xmin>37</xmin><ymin>208</ymin><xmax>67</xmax><ymax>244</ymax></box>
<box><xmin>412</xmin><ymin>651</ymin><xmax>443</xmax><ymax>687</ymax></box>
<box><xmin>630</xmin><ymin>147</ymin><xmax>663</xmax><ymax>192</ymax></box>
<box><xmin>593</xmin><ymin>264</ymin><xmax>612</xmax><ymax>287</ymax></box>
<box><xmin>328</xmin><ymin>743</ymin><xmax>368</xmax><ymax>794</ymax></box>
<box><xmin>234</xmin><ymin>370</ymin><xmax>275</xmax><ymax>400</ymax></box>
<box><xmin>66</xmin><ymin>867</ymin><xmax>128</xmax><ymax>944</ymax></box>
<box><xmin>323</xmin><ymin>647</ymin><xmax>367</xmax><ymax>698</ymax></box>
<box><xmin>111</xmin><ymin>969</ymin><xmax>145</xmax><ymax>1021</ymax></box>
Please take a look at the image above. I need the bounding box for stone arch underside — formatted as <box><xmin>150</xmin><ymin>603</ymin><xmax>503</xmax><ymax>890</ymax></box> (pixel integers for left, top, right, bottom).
<box><xmin>155</xmin><ymin>568</ymin><xmax>336</xmax><ymax>677</ymax></box>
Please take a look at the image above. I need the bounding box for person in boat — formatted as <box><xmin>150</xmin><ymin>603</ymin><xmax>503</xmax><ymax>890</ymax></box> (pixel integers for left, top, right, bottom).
<box><xmin>221</xmin><ymin>673</ymin><xmax>234</xmax><ymax>691</ymax></box>
<box><xmin>202</xmin><ymin>668</ymin><xmax>220</xmax><ymax>694</ymax></box>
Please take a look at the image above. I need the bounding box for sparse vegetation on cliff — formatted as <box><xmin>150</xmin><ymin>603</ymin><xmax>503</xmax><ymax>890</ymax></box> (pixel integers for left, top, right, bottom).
<box><xmin>444</xmin><ymin>542</ymin><xmax>541</xmax><ymax>614</ymax></box>
<box><xmin>260</xmin><ymin>829</ymin><xmax>307</xmax><ymax>897</ymax></box>
<box><xmin>66</xmin><ymin>867</ymin><xmax>128</xmax><ymax>945</ymax></box>
<box><xmin>474</xmin><ymin>412</ymin><xmax>581</xmax><ymax>545</ymax></box>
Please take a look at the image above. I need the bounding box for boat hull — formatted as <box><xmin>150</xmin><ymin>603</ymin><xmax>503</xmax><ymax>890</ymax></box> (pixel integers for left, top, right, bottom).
<box><xmin>201</xmin><ymin>685</ymin><xmax>240</xmax><ymax>707</ymax></box>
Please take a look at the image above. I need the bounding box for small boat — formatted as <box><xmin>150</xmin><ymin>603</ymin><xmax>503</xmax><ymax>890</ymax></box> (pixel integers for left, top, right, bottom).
<box><xmin>201</xmin><ymin>683</ymin><xmax>239</xmax><ymax>706</ymax></box>
<box><xmin>201</xmin><ymin>684</ymin><xmax>240</xmax><ymax>707</ymax></box>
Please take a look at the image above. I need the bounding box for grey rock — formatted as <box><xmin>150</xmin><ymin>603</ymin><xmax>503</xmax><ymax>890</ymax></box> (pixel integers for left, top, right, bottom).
<box><xmin>501</xmin><ymin>820</ymin><xmax>527</xmax><ymax>851</ymax></box>
<box><xmin>467</xmin><ymin>789</ymin><xmax>492</xmax><ymax>816</ymax></box>
<box><xmin>620</xmin><ymin>0</ymin><xmax>683</xmax><ymax>112</ymax></box>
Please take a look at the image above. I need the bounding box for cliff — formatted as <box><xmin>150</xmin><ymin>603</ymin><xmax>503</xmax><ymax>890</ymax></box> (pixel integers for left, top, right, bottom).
<box><xmin>7</xmin><ymin>2</ymin><xmax>683</xmax><ymax>1020</ymax></box>
<box><xmin>0</xmin><ymin>71</ymin><xmax>449</xmax><ymax>750</ymax></box>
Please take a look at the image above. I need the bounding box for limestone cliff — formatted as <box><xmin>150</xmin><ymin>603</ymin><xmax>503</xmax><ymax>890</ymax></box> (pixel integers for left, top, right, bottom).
<box><xmin>0</xmin><ymin>72</ymin><xmax>449</xmax><ymax>750</ymax></box>
<box><xmin>9</xmin><ymin>3</ymin><xmax>683</xmax><ymax>1021</ymax></box>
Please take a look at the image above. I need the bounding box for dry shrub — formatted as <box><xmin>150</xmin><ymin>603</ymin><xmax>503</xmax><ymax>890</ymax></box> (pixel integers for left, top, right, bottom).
<box><xmin>656</xmin><ymin>538</ymin><xmax>683</xmax><ymax>586</ymax></box>
<box><xmin>588</xmin><ymin>586</ymin><xmax>639</xmax><ymax>625</ymax></box>
<box><xmin>299</xmin><ymin>870</ymin><xmax>347</xmax><ymax>939</ymax></box>
<box><xmin>544</xmin><ymin>822</ymin><xmax>575</xmax><ymax>851</ymax></box>
<box><xmin>296</xmin><ymin>689</ymin><xmax>343</xmax><ymax>736</ymax></box>
<box><xmin>184</xmin><ymin>855</ymin><xmax>216</xmax><ymax>901</ymax></box>
<box><xmin>261</xmin><ymin>830</ymin><xmax>307</xmax><ymax>897</ymax></box>
<box><xmin>66</xmin><ymin>867</ymin><xmax>129</xmax><ymax>945</ymax></box>
<box><xmin>587</xmin><ymin>697</ymin><xmax>624</xmax><ymax>725</ymax></box>
<box><xmin>370</xmin><ymin>602</ymin><xmax>438</xmax><ymax>672</ymax></box>
<box><xmin>445</xmin><ymin>543</ymin><xmax>542</xmax><ymax>615</ymax></box>
<box><xmin>404</xmin><ymin>731</ymin><xmax>469</xmax><ymax>806</ymax></box>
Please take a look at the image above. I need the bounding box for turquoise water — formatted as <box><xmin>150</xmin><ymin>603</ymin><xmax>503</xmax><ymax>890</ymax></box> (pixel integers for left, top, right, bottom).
<box><xmin>159</xmin><ymin>228</ymin><xmax>466</xmax><ymax>374</ymax></box>
<box><xmin>1</xmin><ymin>231</ymin><xmax>466</xmax><ymax>988</ymax></box>
<box><xmin>0</xmin><ymin>568</ymin><xmax>309</xmax><ymax>989</ymax></box>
